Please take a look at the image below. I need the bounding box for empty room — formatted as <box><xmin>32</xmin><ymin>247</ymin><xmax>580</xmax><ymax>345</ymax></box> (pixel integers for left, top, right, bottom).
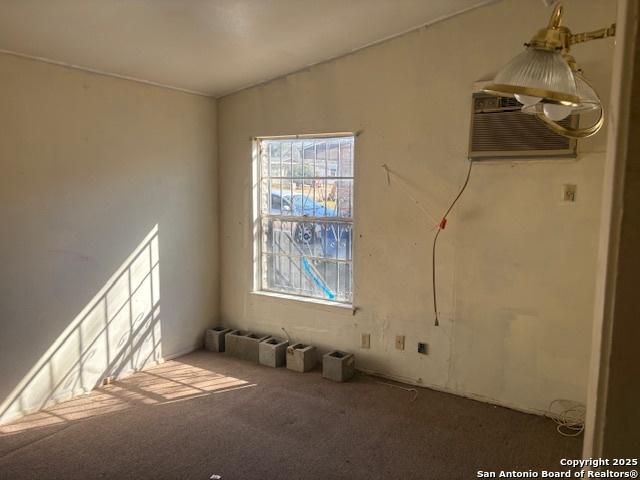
<box><xmin>0</xmin><ymin>0</ymin><xmax>638</xmax><ymax>478</ymax></box>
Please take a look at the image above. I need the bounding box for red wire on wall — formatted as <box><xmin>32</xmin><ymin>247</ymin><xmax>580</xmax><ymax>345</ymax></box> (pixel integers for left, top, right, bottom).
<box><xmin>432</xmin><ymin>160</ymin><xmax>474</xmax><ymax>326</ymax></box>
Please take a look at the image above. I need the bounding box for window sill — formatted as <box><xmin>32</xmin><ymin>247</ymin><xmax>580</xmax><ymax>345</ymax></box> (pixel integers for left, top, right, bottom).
<box><xmin>250</xmin><ymin>290</ymin><xmax>355</xmax><ymax>314</ymax></box>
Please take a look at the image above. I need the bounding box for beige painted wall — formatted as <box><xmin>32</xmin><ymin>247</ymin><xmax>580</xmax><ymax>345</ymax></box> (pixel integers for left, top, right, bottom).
<box><xmin>218</xmin><ymin>0</ymin><xmax>617</xmax><ymax>413</ymax></box>
<box><xmin>0</xmin><ymin>54</ymin><xmax>218</xmax><ymax>423</ymax></box>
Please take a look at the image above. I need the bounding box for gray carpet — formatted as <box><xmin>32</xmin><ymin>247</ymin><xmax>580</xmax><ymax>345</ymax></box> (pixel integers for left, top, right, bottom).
<box><xmin>0</xmin><ymin>350</ymin><xmax>581</xmax><ymax>479</ymax></box>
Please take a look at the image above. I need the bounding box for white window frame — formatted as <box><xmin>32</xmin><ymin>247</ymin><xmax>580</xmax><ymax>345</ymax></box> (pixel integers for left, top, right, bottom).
<box><xmin>252</xmin><ymin>133</ymin><xmax>355</xmax><ymax>306</ymax></box>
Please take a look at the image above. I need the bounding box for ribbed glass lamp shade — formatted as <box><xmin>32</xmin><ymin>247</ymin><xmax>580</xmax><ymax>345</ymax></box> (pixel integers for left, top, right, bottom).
<box><xmin>521</xmin><ymin>70</ymin><xmax>600</xmax><ymax>117</ymax></box>
<box><xmin>484</xmin><ymin>48</ymin><xmax>580</xmax><ymax>106</ymax></box>
<box><xmin>572</xmin><ymin>71</ymin><xmax>600</xmax><ymax>113</ymax></box>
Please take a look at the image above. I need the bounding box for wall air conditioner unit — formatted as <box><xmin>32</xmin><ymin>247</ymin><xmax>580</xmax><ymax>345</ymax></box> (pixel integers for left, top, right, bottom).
<box><xmin>469</xmin><ymin>89</ymin><xmax>578</xmax><ymax>160</ymax></box>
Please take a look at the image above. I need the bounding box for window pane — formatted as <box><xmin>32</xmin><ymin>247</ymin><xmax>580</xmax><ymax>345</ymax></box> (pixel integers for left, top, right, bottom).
<box><xmin>258</xmin><ymin>136</ymin><xmax>354</xmax><ymax>304</ymax></box>
<box><xmin>262</xmin><ymin>218</ymin><xmax>295</xmax><ymax>255</ymax></box>
<box><xmin>336</xmin><ymin>179</ymin><xmax>353</xmax><ymax>218</ymax></box>
<box><xmin>262</xmin><ymin>218</ymin><xmax>351</xmax><ymax>259</ymax></box>
<box><xmin>269</xmin><ymin>142</ymin><xmax>281</xmax><ymax>176</ymax></box>
<box><xmin>262</xmin><ymin>254</ymin><xmax>352</xmax><ymax>303</ymax></box>
<box><xmin>269</xmin><ymin>180</ymin><xmax>280</xmax><ymax>215</ymax></box>
<box><xmin>303</xmin><ymin>141</ymin><xmax>315</xmax><ymax>176</ymax></box>
<box><xmin>280</xmin><ymin>141</ymin><xmax>292</xmax><ymax>177</ymax></box>
<box><xmin>335</xmin><ymin>223</ymin><xmax>352</xmax><ymax>261</ymax></box>
<box><xmin>338</xmin><ymin>138</ymin><xmax>354</xmax><ymax>177</ymax></box>
<box><xmin>315</xmin><ymin>141</ymin><xmax>327</xmax><ymax>177</ymax></box>
<box><xmin>260</xmin><ymin>216</ymin><xmax>350</xmax><ymax>300</ymax></box>
<box><xmin>337</xmin><ymin>262</ymin><xmax>352</xmax><ymax>302</ymax></box>
<box><xmin>327</xmin><ymin>140</ymin><xmax>339</xmax><ymax>177</ymax></box>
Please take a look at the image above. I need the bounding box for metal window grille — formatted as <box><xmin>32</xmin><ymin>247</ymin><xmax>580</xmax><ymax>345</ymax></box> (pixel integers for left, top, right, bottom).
<box><xmin>256</xmin><ymin>135</ymin><xmax>354</xmax><ymax>303</ymax></box>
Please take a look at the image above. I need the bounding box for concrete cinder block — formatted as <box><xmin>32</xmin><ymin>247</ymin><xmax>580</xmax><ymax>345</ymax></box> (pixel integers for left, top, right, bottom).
<box><xmin>226</xmin><ymin>331</ymin><xmax>269</xmax><ymax>362</ymax></box>
<box><xmin>259</xmin><ymin>337</ymin><xmax>288</xmax><ymax>368</ymax></box>
<box><xmin>225</xmin><ymin>330</ymin><xmax>246</xmax><ymax>358</ymax></box>
<box><xmin>322</xmin><ymin>350</ymin><xmax>355</xmax><ymax>382</ymax></box>
<box><xmin>205</xmin><ymin>327</ymin><xmax>231</xmax><ymax>352</ymax></box>
<box><xmin>239</xmin><ymin>333</ymin><xmax>270</xmax><ymax>363</ymax></box>
<box><xmin>286</xmin><ymin>343</ymin><xmax>317</xmax><ymax>373</ymax></box>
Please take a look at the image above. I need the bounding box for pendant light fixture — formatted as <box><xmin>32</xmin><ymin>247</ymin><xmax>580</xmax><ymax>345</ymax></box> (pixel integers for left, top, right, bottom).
<box><xmin>484</xmin><ymin>2</ymin><xmax>616</xmax><ymax>139</ymax></box>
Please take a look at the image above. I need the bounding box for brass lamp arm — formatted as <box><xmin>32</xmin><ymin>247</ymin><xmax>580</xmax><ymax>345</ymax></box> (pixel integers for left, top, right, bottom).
<box><xmin>536</xmin><ymin>107</ymin><xmax>604</xmax><ymax>138</ymax></box>
<box><xmin>569</xmin><ymin>24</ymin><xmax>617</xmax><ymax>46</ymax></box>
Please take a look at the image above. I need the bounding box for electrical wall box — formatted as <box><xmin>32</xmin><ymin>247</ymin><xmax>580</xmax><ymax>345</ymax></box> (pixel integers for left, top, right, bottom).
<box><xmin>468</xmin><ymin>89</ymin><xmax>578</xmax><ymax>160</ymax></box>
<box><xmin>418</xmin><ymin>343</ymin><xmax>428</xmax><ymax>355</ymax></box>
<box><xmin>361</xmin><ymin>333</ymin><xmax>371</xmax><ymax>349</ymax></box>
<box><xmin>563</xmin><ymin>184</ymin><xmax>577</xmax><ymax>202</ymax></box>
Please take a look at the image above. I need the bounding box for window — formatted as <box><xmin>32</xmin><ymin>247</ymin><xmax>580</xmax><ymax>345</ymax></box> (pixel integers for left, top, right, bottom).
<box><xmin>255</xmin><ymin>135</ymin><xmax>354</xmax><ymax>304</ymax></box>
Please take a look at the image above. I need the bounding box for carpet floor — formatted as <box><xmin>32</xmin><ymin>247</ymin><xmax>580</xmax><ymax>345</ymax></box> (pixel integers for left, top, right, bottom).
<box><xmin>0</xmin><ymin>350</ymin><xmax>581</xmax><ymax>479</ymax></box>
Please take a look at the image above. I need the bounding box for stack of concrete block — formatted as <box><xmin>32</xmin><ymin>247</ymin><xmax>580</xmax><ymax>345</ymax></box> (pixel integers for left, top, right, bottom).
<box><xmin>259</xmin><ymin>337</ymin><xmax>289</xmax><ymax>368</ymax></box>
<box><xmin>286</xmin><ymin>343</ymin><xmax>317</xmax><ymax>372</ymax></box>
<box><xmin>226</xmin><ymin>330</ymin><xmax>270</xmax><ymax>362</ymax></box>
<box><xmin>205</xmin><ymin>327</ymin><xmax>232</xmax><ymax>352</ymax></box>
<box><xmin>322</xmin><ymin>350</ymin><xmax>355</xmax><ymax>382</ymax></box>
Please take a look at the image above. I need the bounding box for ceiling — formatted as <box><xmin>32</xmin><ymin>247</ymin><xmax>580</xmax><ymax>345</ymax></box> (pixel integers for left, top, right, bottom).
<box><xmin>0</xmin><ymin>0</ymin><xmax>497</xmax><ymax>97</ymax></box>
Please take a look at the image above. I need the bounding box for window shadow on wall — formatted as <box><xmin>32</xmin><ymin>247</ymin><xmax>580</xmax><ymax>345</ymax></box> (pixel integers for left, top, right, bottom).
<box><xmin>0</xmin><ymin>225</ymin><xmax>162</xmax><ymax>425</ymax></box>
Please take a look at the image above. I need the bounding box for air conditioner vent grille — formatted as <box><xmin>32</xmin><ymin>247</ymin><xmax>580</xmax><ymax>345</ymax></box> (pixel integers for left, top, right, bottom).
<box><xmin>469</xmin><ymin>93</ymin><xmax>577</xmax><ymax>160</ymax></box>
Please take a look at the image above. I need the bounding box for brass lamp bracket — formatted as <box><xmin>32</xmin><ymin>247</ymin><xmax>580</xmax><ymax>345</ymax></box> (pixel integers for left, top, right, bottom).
<box><xmin>527</xmin><ymin>3</ymin><xmax>616</xmax><ymax>52</ymax></box>
<box><xmin>570</xmin><ymin>24</ymin><xmax>617</xmax><ymax>46</ymax></box>
<box><xmin>527</xmin><ymin>3</ymin><xmax>569</xmax><ymax>50</ymax></box>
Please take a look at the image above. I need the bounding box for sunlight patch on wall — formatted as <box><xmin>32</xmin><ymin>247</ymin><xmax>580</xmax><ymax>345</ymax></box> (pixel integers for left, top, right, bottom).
<box><xmin>0</xmin><ymin>225</ymin><xmax>161</xmax><ymax>425</ymax></box>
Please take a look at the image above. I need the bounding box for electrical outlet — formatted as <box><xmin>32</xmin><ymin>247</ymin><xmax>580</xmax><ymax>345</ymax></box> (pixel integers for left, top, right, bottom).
<box><xmin>361</xmin><ymin>333</ymin><xmax>371</xmax><ymax>349</ymax></box>
<box><xmin>395</xmin><ymin>335</ymin><xmax>405</xmax><ymax>350</ymax></box>
<box><xmin>563</xmin><ymin>184</ymin><xmax>577</xmax><ymax>202</ymax></box>
<box><xmin>417</xmin><ymin>342</ymin><xmax>428</xmax><ymax>354</ymax></box>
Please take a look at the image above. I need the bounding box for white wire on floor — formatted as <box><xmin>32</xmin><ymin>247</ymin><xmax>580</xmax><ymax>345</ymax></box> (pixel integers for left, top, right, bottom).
<box><xmin>546</xmin><ymin>399</ymin><xmax>586</xmax><ymax>437</ymax></box>
<box><xmin>356</xmin><ymin>371</ymin><xmax>419</xmax><ymax>402</ymax></box>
